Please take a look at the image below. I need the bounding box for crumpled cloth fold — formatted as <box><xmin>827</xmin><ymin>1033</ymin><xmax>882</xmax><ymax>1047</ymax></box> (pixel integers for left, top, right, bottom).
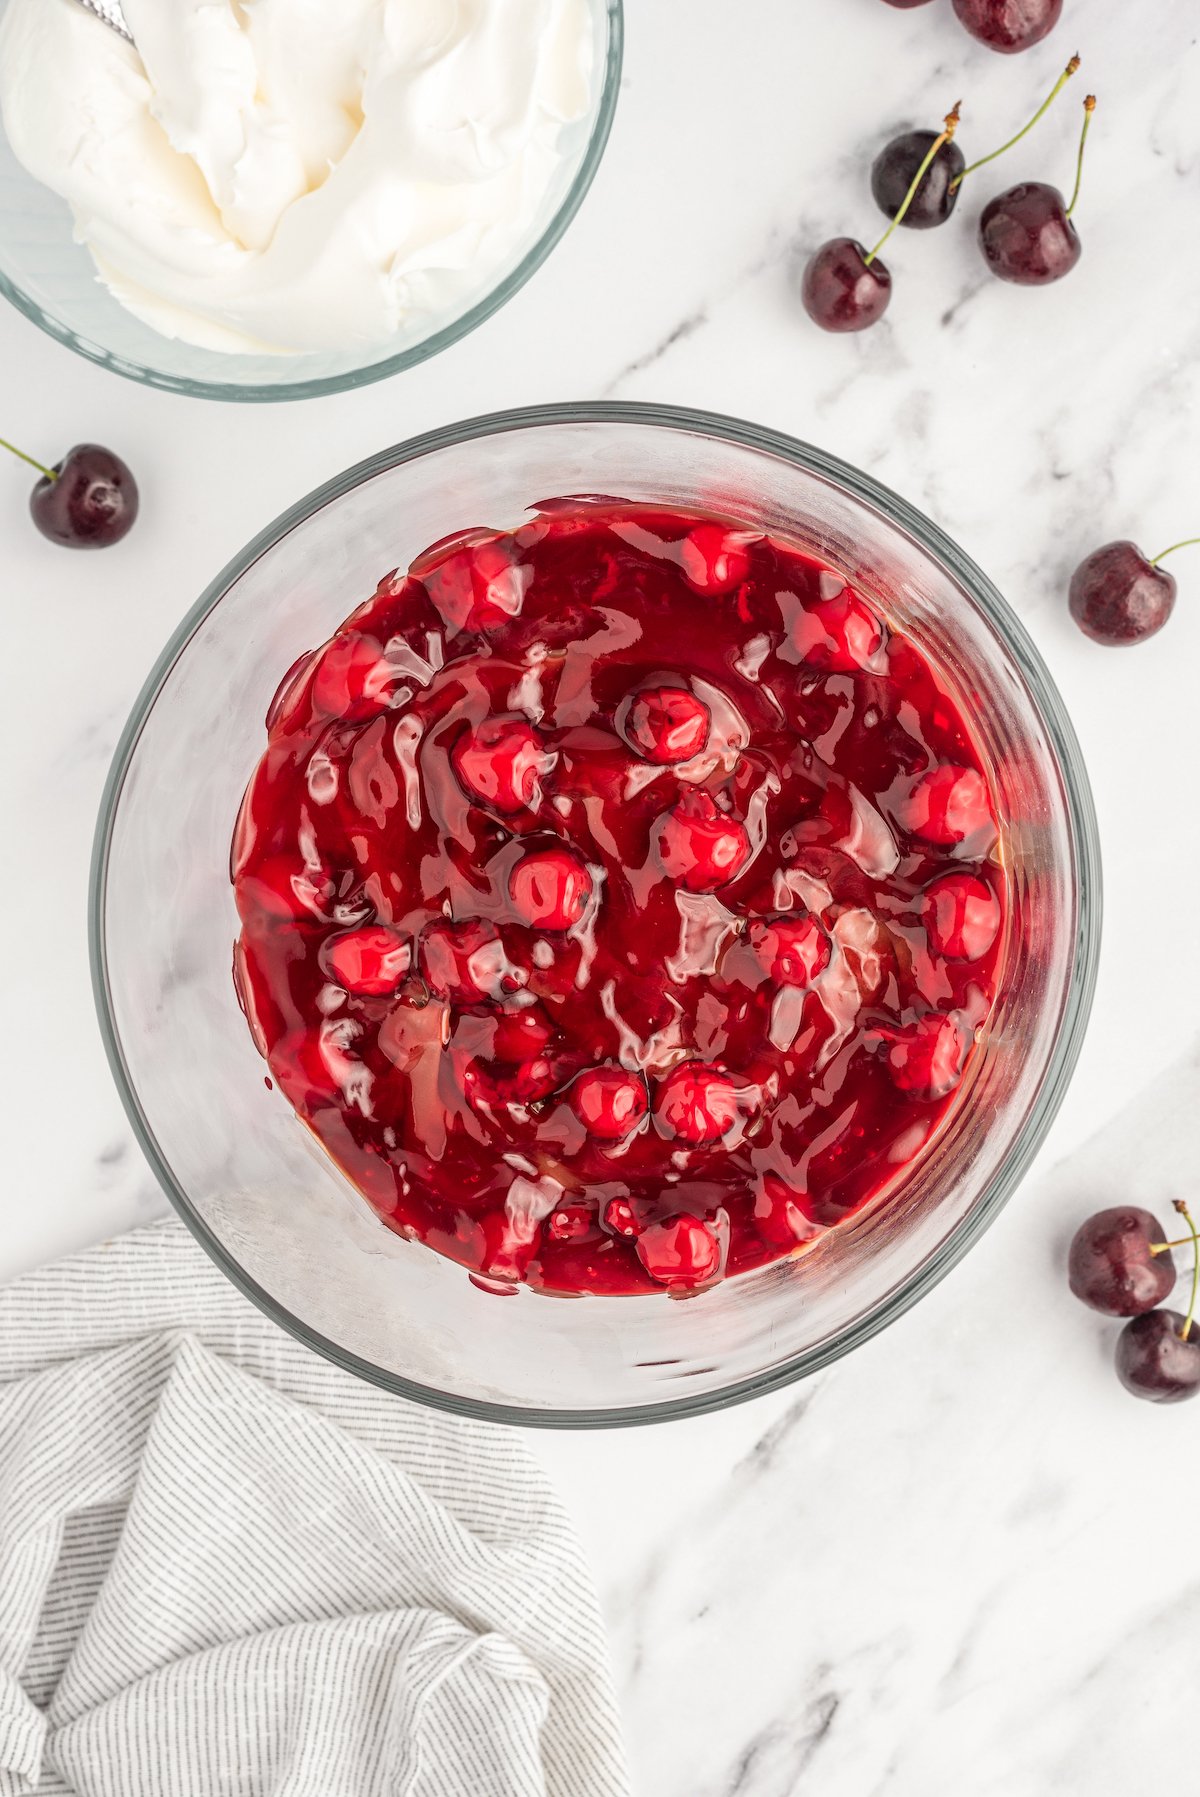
<box><xmin>0</xmin><ymin>1222</ymin><xmax>628</xmax><ymax>1797</ymax></box>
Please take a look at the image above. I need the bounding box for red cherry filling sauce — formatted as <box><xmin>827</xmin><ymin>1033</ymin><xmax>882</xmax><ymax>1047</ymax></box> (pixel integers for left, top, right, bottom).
<box><xmin>232</xmin><ymin>502</ymin><xmax>1006</xmax><ymax>1297</ymax></box>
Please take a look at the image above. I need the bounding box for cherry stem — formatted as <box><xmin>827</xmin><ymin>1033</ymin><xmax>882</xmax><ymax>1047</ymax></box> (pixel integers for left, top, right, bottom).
<box><xmin>0</xmin><ymin>434</ymin><xmax>57</xmax><ymax>482</ymax></box>
<box><xmin>1173</xmin><ymin>1200</ymin><xmax>1199</xmax><ymax>1342</ymax></box>
<box><xmin>1065</xmin><ymin>95</ymin><xmax>1097</xmax><ymax>219</ymax></box>
<box><xmin>1151</xmin><ymin>538</ymin><xmax>1200</xmax><ymax>567</ymax></box>
<box><xmin>865</xmin><ymin>104</ymin><xmax>961</xmax><ymax>267</ymax></box>
<box><xmin>950</xmin><ymin>56</ymin><xmax>1080</xmax><ymax>194</ymax></box>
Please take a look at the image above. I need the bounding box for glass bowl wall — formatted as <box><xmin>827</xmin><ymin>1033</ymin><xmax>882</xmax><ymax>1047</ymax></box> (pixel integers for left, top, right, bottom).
<box><xmin>92</xmin><ymin>405</ymin><xmax>1100</xmax><ymax>1424</ymax></box>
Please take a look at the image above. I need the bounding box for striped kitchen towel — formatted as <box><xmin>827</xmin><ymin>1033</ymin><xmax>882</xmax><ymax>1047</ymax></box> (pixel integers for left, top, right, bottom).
<box><xmin>0</xmin><ymin>1220</ymin><xmax>629</xmax><ymax>1797</ymax></box>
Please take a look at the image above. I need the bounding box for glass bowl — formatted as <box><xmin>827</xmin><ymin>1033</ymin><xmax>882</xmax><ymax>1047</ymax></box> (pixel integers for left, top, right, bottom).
<box><xmin>0</xmin><ymin>0</ymin><xmax>621</xmax><ymax>402</ymax></box>
<box><xmin>91</xmin><ymin>404</ymin><xmax>1101</xmax><ymax>1426</ymax></box>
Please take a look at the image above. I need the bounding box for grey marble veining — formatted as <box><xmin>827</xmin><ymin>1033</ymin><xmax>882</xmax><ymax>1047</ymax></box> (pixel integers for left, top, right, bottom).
<box><xmin>2</xmin><ymin>2</ymin><xmax>1199</xmax><ymax>1791</ymax></box>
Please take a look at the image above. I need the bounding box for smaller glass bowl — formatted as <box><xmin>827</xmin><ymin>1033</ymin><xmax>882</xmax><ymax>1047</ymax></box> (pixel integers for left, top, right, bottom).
<box><xmin>0</xmin><ymin>0</ymin><xmax>621</xmax><ymax>401</ymax></box>
<box><xmin>91</xmin><ymin>404</ymin><xmax>1101</xmax><ymax>1426</ymax></box>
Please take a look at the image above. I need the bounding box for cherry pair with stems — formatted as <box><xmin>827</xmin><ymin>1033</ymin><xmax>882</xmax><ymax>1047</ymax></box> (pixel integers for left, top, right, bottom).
<box><xmin>803</xmin><ymin>58</ymin><xmax>1096</xmax><ymax>334</ymax></box>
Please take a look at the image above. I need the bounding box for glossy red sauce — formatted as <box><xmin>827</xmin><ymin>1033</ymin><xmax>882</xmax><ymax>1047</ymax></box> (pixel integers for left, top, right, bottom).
<box><xmin>231</xmin><ymin>500</ymin><xmax>1005</xmax><ymax>1296</ymax></box>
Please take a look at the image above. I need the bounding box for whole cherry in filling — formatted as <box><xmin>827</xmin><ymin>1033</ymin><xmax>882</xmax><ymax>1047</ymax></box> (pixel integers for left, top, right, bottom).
<box><xmin>570</xmin><ymin>1068</ymin><xmax>649</xmax><ymax>1140</ymax></box>
<box><xmin>325</xmin><ymin>926</ymin><xmax>412</xmax><ymax>995</ymax></box>
<box><xmin>452</xmin><ymin>716</ymin><xmax>546</xmax><ymax>810</ymax></box>
<box><xmin>509</xmin><ymin>847</ymin><xmax>593</xmax><ymax>930</ymax></box>
<box><xmin>748</xmin><ymin>914</ymin><xmax>831</xmax><ymax>986</ymax></box>
<box><xmin>657</xmin><ymin>792</ymin><xmax>751</xmax><ymax>892</ymax></box>
<box><xmin>232</xmin><ymin>500</ymin><xmax>1006</xmax><ymax>1296</ymax></box>
<box><xmin>622</xmin><ymin>686</ymin><xmax>711</xmax><ymax>764</ymax></box>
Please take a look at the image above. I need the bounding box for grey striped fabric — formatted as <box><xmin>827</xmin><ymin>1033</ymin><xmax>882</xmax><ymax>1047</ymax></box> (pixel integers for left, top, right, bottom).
<box><xmin>0</xmin><ymin>1222</ymin><xmax>629</xmax><ymax>1797</ymax></box>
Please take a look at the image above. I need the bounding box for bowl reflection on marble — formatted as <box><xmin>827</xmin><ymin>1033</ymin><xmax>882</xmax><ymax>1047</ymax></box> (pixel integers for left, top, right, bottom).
<box><xmin>90</xmin><ymin>404</ymin><xmax>1101</xmax><ymax>1425</ymax></box>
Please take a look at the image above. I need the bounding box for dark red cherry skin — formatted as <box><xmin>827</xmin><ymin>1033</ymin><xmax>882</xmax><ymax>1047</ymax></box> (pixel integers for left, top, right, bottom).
<box><xmin>871</xmin><ymin>131</ymin><xmax>967</xmax><ymax>230</ymax></box>
<box><xmin>1068</xmin><ymin>543</ymin><xmax>1177</xmax><ymax>646</ymax></box>
<box><xmin>30</xmin><ymin>443</ymin><xmax>138</xmax><ymax>548</ymax></box>
<box><xmin>951</xmin><ymin>0</ymin><xmax>1062</xmax><ymax>51</ymax></box>
<box><xmin>802</xmin><ymin>239</ymin><xmax>892</xmax><ymax>334</ymax></box>
<box><xmin>1068</xmin><ymin>1209</ymin><xmax>1176</xmax><ymax>1317</ymax></box>
<box><xmin>882</xmin><ymin>0</ymin><xmax>935</xmax><ymax>7</ymax></box>
<box><xmin>1115</xmin><ymin>1310</ymin><xmax>1200</xmax><ymax>1405</ymax></box>
<box><xmin>979</xmin><ymin>183</ymin><xmax>1080</xmax><ymax>285</ymax></box>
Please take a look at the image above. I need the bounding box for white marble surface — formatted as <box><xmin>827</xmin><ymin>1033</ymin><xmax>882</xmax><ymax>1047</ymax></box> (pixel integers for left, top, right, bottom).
<box><xmin>3</xmin><ymin>1</ymin><xmax>1200</xmax><ymax>1790</ymax></box>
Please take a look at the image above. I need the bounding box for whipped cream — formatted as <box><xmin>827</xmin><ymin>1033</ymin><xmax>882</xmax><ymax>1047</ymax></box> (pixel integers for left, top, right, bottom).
<box><xmin>0</xmin><ymin>0</ymin><xmax>595</xmax><ymax>355</ymax></box>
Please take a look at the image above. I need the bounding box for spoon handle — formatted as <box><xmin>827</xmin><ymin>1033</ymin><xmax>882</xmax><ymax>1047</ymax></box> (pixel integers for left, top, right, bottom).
<box><xmin>71</xmin><ymin>0</ymin><xmax>134</xmax><ymax>45</ymax></box>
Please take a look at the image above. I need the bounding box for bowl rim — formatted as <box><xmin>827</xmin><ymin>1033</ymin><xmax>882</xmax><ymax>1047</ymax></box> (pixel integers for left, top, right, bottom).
<box><xmin>89</xmin><ymin>401</ymin><xmax>1103</xmax><ymax>1427</ymax></box>
<box><xmin>0</xmin><ymin>0</ymin><xmax>623</xmax><ymax>404</ymax></box>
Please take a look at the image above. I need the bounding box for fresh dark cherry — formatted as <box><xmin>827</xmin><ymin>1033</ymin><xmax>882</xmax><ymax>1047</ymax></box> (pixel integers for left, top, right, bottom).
<box><xmin>1067</xmin><ymin>1208</ymin><xmax>1177</xmax><ymax>1317</ymax></box>
<box><xmin>1068</xmin><ymin>542</ymin><xmax>1177</xmax><ymax>646</ymax></box>
<box><xmin>951</xmin><ymin>0</ymin><xmax>1062</xmax><ymax>52</ymax></box>
<box><xmin>980</xmin><ymin>92</ymin><xmax>1094</xmax><ymax>285</ymax></box>
<box><xmin>881</xmin><ymin>0</ymin><xmax>935</xmax><ymax>7</ymax></box>
<box><xmin>873</xmin><ymin>58</ymin><xmax>1082</xmax><ymax>235</ymax></box>
<box><xmin>28</xmin><ymin>443</ymin><xmax>139</xmax><ymax>548</ymax></box>
<box><xmin>1115</xmin><ymin>1310</ymin><xmax>1200</xmax><ymax>1405</ymax></box>
<box><xmin>979</xmin><ymin>182</ymin><xmax>1079</xmax><ymax>284</ymax></box>
<box><xmin>871</xmin><ymin>131</ymin><xmax>967</xmax><ymax>230</ymax></box>
<box><xmin>801</xmin><ymin>239</ymin><xmax>892</xmax><ymax>334</ymax></box>
<box><xmin>803</xmin><ymin>105</ymin><xmax>959</xmax><ymax>335</ymax></box>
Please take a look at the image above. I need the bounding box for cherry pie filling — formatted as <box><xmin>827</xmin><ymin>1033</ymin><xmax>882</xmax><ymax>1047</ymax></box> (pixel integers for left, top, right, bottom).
<box><xmin>231</xmin><ymin>500</ymin><xmax>1005</xmax><ymax>1296</ymax></box>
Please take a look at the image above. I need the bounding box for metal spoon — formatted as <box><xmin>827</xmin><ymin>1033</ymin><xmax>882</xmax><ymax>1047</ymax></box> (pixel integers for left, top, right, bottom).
<box><xmin>70</xmin><ymin>0</ymin><xmax>134</xmax><ymax>44</ymax></box>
